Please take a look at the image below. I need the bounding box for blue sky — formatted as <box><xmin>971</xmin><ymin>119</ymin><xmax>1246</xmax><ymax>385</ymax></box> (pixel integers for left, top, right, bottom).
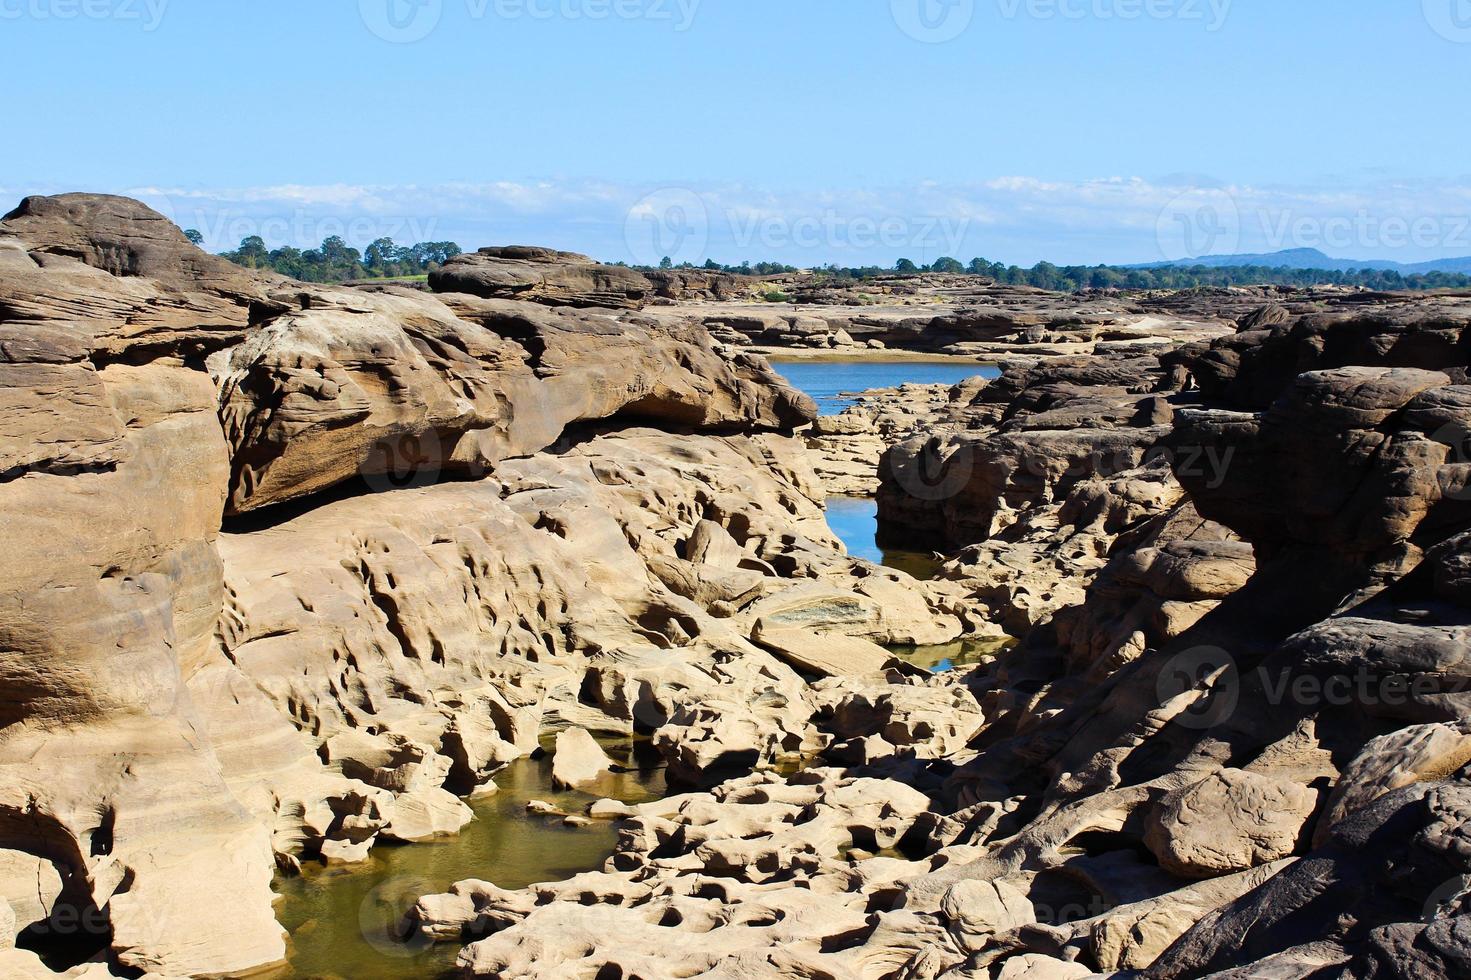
<box><xmin>4</xmin><ymin>1</ymin><xmax>1471</xmax><ymax>265</ymax></box>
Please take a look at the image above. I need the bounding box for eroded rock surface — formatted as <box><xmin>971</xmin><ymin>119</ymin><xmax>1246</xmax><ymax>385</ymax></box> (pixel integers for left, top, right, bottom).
<box><xmin>8</xmin><ymin>193</ymin><xmax>1471</xmax><ymax>980</ymax></box>
<box><xmin>401</xmin><ymin>287</ymin><xmax>1471</xmax><ymax>980</ymax></box>
<box><xmin>0</xmin><ymin>195</ymin><xmax>975</xmax><ymax>978</ymax></box>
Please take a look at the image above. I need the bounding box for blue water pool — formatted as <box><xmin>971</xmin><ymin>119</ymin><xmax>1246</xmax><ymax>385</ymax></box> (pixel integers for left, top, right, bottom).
<box><xmin>771</xmin><ymin>359</ymin><xmax>1000</xmax><ymax>415</ymax></box>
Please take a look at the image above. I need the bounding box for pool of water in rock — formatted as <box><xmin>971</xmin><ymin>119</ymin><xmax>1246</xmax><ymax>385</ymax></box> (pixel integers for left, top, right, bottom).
<box><xmin>770</xmin><ymin>358</ymin><xmax>1000</xmax><ymax>415</ymax></box>
<box><xmin>772</xmin><ymin>359</ymin><xmax>996</xmax><ymax>579</ymax></box>
<box><xmin>891</xmin><ymin>636</ymin><xmax>1016</xmax><ymax>672</ymax></box>
<box><xmin>823</xmin><ymin>495</ymin><xmax>943</xmax><ymax>579</ymax></box>
<box><xmin>270</xmin><ymin>741</ymin><xmax>666</xmax><ymax>980</ymax></box>
<box><xmin>823</xmin><ymin>500</ymin><xmax>1014</xmax><ymax>672</ymax></box>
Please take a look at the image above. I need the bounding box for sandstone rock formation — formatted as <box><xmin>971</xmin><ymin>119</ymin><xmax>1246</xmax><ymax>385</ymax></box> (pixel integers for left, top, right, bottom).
<box><xmin>399</xmin><ymin>285</ymin><xmax>1471</xmax><ymax>980</ymax></box>
<box><xmin>8</xmin><ymin>192</ymin><xmax>1471</xmax><ymax>980</ymax></box>
<box><xmin>0</xmin><ymin>195</ymin><xmax>286</xmax><ymax>976</ymax></box>
<box><xmin>428</xmin><ymin>245</ymin><xmax>654</xmax><ymax>309</ymax></box>
<box><xmin>551</xmin><ymin>729</ymin><xmax>614</xmax><ymax>789</ymax></box>
<box><xmin>1144</xmin><ymin>768</ymin><xmax>1318</xmax><ymax>878</ymax></box>
<box><xmin>215</xmin><ymin>285</ymin><xmax>813</xmax><ymax>514</ymax></box>
<box><xmin>0</xmin><ymin>195</ymin><xmax>975</xmax><ymax>977</ymax></box>
<box><xmin>694</xmin><ymin>277</ymin><xmax>1234</xmax><ymax>359</ymax></box>
<box><xmin>804</xmin><ymin>377</ymin><xmax>993</xmax><ymax>495</ymax></box>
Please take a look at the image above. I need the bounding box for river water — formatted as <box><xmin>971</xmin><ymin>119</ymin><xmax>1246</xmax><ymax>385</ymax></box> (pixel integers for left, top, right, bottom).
<box><xmin>769</xmin><ymin>357</ymin><xmax>1000</xmax><ymax>415</ymax></box>
<box><xmin>269</xmin><ymin>359</ymin><xmax>1004</xmax><ymax>977</ymax></box>
<box><xmin>770</xmin><ymin>359</ymin><xmax>998</xmax><ymax>578</ymax></box>
<box><xmin>823</xmin><ymin>495</ymin><xmax>942</xmax><ymax>580</ymax></box>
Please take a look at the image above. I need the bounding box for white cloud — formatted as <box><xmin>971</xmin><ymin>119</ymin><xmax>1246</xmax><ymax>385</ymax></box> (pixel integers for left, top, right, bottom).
<box><xmin>6</xmin><ymin>175</ymin><xmax>1471</xmax><ymax>266</ymax></box>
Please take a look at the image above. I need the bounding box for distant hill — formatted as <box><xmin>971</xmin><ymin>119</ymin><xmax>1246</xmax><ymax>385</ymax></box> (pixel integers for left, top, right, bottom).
<box><xmin>1134</xmin><ymin>248</ymin><xmax>1471</xmax><ymax>275</ymax></box>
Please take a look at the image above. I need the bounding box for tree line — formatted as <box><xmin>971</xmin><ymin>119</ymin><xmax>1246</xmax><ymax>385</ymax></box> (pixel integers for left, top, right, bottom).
<box><xmin>823</xmin><ymin>257</ymin><xmax>1471</xmax><ymax>292</ymax></box>
<box><xmin>205</xmin><ymin>232</ymin><xmax>462</xmax><ymax>283</ymax></box>
<box><xmin>210</xmin><ymin>233</ymin><xmax>1471</xmax><ymax>293</ymax></box>
<box><xmin>618</xmin><ymin>257</ymin><xmax>802</xmax><ymax>276</ymax></box>
<box><xmin>632</xmin><ymin>254</ymin><xmax>1471</xmax><ymax>291</ymax></box>
<box><xmin>944</xmin><ymin>258</ymin><xmax>1471</xmax><ymax>292</ymax></box>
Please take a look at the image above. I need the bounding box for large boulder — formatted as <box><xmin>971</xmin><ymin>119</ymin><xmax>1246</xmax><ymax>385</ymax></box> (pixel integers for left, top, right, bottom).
<box><xmin>1169</xmin><ymin>368</ymin><xmax>1469</xmax><ymax>593</ymax></box>
<box><xmin>1178</xmin><ymin>301</ymin><xmax>1471</xmax><ymax>409</ymax></box>
<box><xmin>1144</xmin><ymin>769</ymin><xmax>1319</xmax><ymax>879</ymax></box>
<box><xmin>1148</xmin><ymin>783</ymin><xmax>1471</xmax><ymax>977</ymax></box>
<box><xmin>751</xmin><ymin>624</ymin><xmax>895</xmax><ymax>678</ymax></box>
<box><xmin>216</xmin><ymin>289</ymin><xmax>815</xmax><ymax>513</ymax></box>
<box><xmin>552</xmin><ymin>728</ymin><xmax>614</xmax><ymax>789</ymax></box>
<box><xmin>643</xmin><ymin>268</ymin><xmax>748</xmax><ymax>302</ymax></box>
<box><xmin>878</xmin><ymin>352</ymin><xmax>1180</xmax><ymax>550</ymax></box>
<box><xmin>0</xmin><ymin>192</ymin><xmax>269</xmax><ymax>305</ymax></box>
<box><xmin>428</xmin><ymin>246</ymin><xmax>654</xmax><ymax>309</ymax></box>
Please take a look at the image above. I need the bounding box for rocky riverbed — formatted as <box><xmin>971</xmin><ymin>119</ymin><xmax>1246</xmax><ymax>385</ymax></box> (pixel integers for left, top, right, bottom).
<box><xmin>4</xmin><ymin>196</ymin><xmax>1471</xmax><ymax>980</ymax></box>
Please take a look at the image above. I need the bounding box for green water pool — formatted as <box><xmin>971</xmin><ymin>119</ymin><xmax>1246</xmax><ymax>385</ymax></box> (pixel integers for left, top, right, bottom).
<box><xmin>269</xmin><ymin>742</ymin><xmax>666</xmax><ymax>980</ymax></box>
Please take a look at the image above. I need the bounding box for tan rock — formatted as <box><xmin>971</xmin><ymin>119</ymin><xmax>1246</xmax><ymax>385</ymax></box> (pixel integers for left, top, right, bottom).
<box><xmin>1315</xmin><ymin>723</ymin><xmax>1471</xmax><ymax>846</ymax></box>
<box><xmin>942</xmin><ymin>878</ymin><xmax>1035</xmax><ymax>950</ymax></box>
<box><xmin>993</xmin><ymin>953</ymin><xmax>1093</xmax><ymax>979</ymax></box>
<box><xmin>320</xmin><ymin>837</ymin><xmax>375</xmax><ymax>865</ymax></box>
<box><xmin>215</xmin><ymin>289</ymin><xmax>814</xmax><ymax>514</ymax></box>
<box><xmin>428</xmin><ymin>246</ymin><xmax>653</xmax><ymax>309</ymax></box>
<box><xmin>0</xmin><ymin>849</ymin><xmax>64</xmax><ymax>937</ymax></box>
<box><xmin>1145</xmin><ymin>769</ymin><xmax>1317</xmax><ymax>878</ymax></box>
<box><xmin>382</xmin><ymin>789</ymin><xmax>475</xmax><ymax>842</ymax></box>
<box><xmin>752</xmin><ymin>624</ymin><xmax>894</xmax><ymax>677</ymax></box>
<box><xmin>552</xmin><ymin>728</ymin><xmax>614</xmax><ymax>789</ymax></box>
<box><xmin>588</xmin><ymin>799</ymin><xmax>636</xmax><ymax>820</ymax></box>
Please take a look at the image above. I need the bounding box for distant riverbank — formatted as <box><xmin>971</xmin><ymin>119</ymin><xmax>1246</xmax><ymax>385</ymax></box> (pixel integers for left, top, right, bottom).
<box><xmin>762</xmin><ymin>348</ymin><xmax>997</xmax><ymax>365</ymax></box>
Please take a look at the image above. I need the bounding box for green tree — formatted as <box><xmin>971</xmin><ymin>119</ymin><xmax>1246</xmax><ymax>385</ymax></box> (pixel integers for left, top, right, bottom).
<box><xmin>183</xmin><ymin>229</ymin><xmax>204</xmax><ymax>247</ymax></box>
<box><xmin>895</xmin><ymin>258</ymin><xmax>918</xmax><ymax>273</ymax></box>
<box><xmin>320</xmin><ymin>236</ymin><xmax>356</xmax><ymax>264</ymax></box>
<box><xmin>235</xmin><ymin>236</ymin><xmax>269</xmax><ymax>268</ymax></box>
<box><xmin>364</xmin><ymin>237</ymin><xmax>397</xmax><ymax>271</ymax></box>
<box><xmin>268</xmin><ymin>246</ymin><xmax>304</xmax><ymax>279</ymax></box>
<box><xmin>412</xmin><ymin>242</ymin><xmax>461</xmax><ymax>267</ymax></box>
<box><xmin>1030</xmin><ymin>261</ymin><xmax>1061</xmax><ymax>290</ymax></box>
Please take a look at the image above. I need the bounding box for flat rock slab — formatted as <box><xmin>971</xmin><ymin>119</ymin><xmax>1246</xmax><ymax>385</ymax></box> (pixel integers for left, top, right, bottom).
<box><xmin>751</xmin><ymin>622</ymin><xmax>893</xmax><ymax>677</ymax></box>
<box><xmin>745</xmin><ymin>582</ymin><xmax>883</xmax><ymax>633</ymax></box>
